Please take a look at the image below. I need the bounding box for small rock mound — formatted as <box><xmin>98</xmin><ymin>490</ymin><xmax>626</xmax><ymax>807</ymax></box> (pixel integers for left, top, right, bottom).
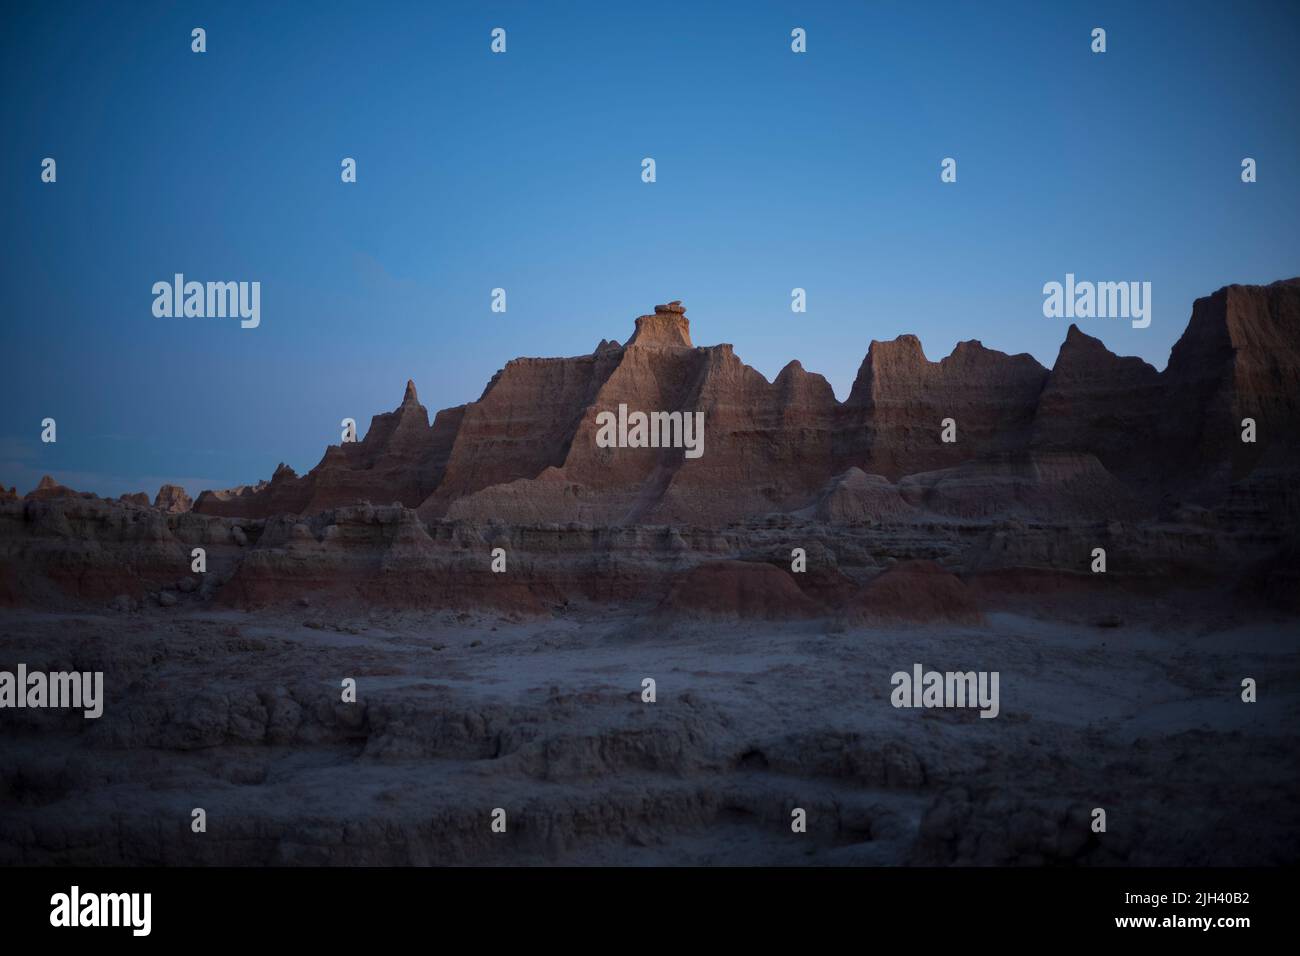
<box><xmin>847</xmin><ymin>560</ymin><xmax>983</xmax><ymax>624</ymax></box>
<box><xmin>660</xmin><ymin>560</ymin><xmax>821</xmax><ymax>619</ymax></box>
<box><xmin>801</xmin><ymin>468</ymin><xmax>914</xmax><ymax>523</ymax></box>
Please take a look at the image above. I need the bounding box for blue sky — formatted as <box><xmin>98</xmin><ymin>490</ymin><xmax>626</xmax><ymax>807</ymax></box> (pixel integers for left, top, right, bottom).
<box><xmin>2</xmin><ymin>0</ymin><xmax>1298</xmax><ymax>498</ymax></box>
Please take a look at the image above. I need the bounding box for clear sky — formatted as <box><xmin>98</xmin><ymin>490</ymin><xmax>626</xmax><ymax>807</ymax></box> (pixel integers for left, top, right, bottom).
<box><xmin>3</xmin><ymin>0</ymin><xmax>1298</xmax><ymax>498</ymax></box>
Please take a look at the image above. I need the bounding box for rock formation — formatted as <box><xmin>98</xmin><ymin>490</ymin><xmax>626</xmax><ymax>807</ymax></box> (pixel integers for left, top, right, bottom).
<box><xmin>154</xmin><ymin>484</ymin><xmax>193</xmax><ymax>513</ymax></box>
<box><xmin>25</xmin><ymin>475</ymin><xmax>94</xmax><ymax>501</ymax></box>
<box><xmin>1157</xmin><ymin>279</ymin><xmax>1300</xmax><ymax>502</ymax></box>
<box><xmin>841</xmin><ymin>336</ymin><xmax>1049</xmax><ymax>480</ymax></box>
<box><xmin>173</xmin><ymin>278</ymin><xmax>1300</xmax><ymax>530</ymax></box>
<box><xmin>3</xmin><ymin>279</ymin><xmax>1298</xmax><ymax>618</ymax></box>
<box><xmin>1030</xmin><ymin>325</ymin><xmax>1164</xmax><ymax>489</ymax></box>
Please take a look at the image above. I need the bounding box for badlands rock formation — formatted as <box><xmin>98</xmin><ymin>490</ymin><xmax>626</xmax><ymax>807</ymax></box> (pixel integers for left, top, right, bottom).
<box><xmin>1</xmin><ymin>279</ymin><xmax>1297</xmax><ymax>617</ymax></box>
<box><xmin>180</xmin><ymin>279</ymin><xmax>1300</xmax><ymax>528</ymax></box>
<box><xmin>180</xmin><ymin>277</ymin><xmax>1300</xmax><ymax>530</ymax></box>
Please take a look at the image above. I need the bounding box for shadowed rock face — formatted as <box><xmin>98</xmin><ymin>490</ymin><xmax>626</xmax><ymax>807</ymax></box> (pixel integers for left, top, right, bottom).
<box><xmin>841</xmin><ymin>336</ymin><xmax>1049</xmax><ymax>481</ymax></box>
<box><xmin>175</xmin><ymin>279</ymin><xmax>1300</xmax><ymax>530</ymax></box>
<box><xmin>1030</xmin><ymin>325</ymin><xmax>1164</xmax><ymax>487</ymax></box>
<box><xmin>1158</xmin><ymin>280</ymin><xmax>1300</xmax><ymax>500</ymax></box>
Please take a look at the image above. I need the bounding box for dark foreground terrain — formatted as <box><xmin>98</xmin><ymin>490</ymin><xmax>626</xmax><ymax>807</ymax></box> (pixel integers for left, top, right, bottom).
<box><xmin>2</xmin><ymin>588</ymin><xmax>1296</xmax><ymax>866</ymax></box>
